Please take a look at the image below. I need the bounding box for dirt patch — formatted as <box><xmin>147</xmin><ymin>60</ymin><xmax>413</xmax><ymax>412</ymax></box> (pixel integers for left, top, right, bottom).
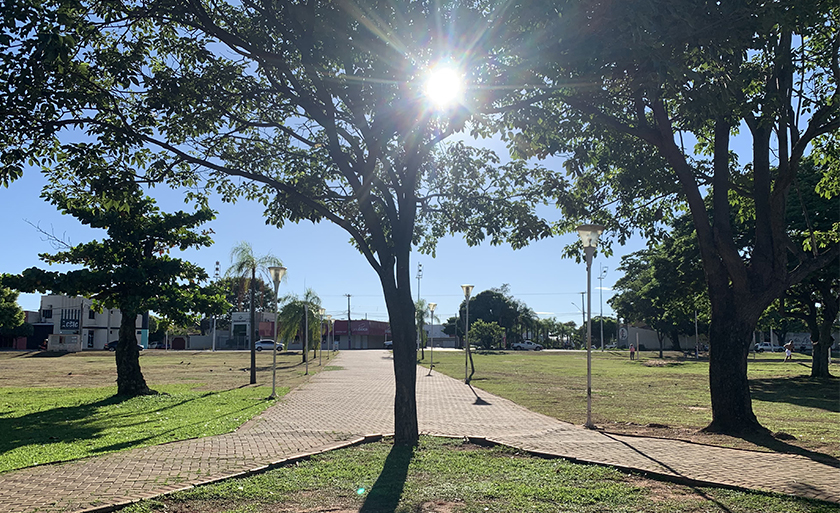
<box><xmin>0</xmin><ymin>350</ymin><xmax>314</xmax><ymax>391</ymax></box>
<box><xmin>643</xmin><ymin>360</ymin><xmax>683</xmax><ymax>367</ymax></box>
<box><xmin>625</xmin><ymin>474</ymin><xmax>705</xmax><ymax>503</ymax></box>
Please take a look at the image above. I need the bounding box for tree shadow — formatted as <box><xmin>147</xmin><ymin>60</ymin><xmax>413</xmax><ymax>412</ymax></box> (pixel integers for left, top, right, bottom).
<box><xmin>0</xmin><ymin>394</ymin><xmax>129</xmax><ymax>456</ymax></box>
<box><xmin>749</xmin><ymin>376</ymin><xmax>839</xmax><ymax>413</ymax></box>
<box><xmin>359</xmin><ymin>444</ymin><xmax>413</xmax><ymax>513</ymax></box>
<box><xmin>738</xmin><ymin>431</ymin><xmax>840</xmax><ymax>468</ymax></box>
<box><xmin>27</xmin><ymin>351</ymin><xmax>73</xmax><ymax>358</ymax></box>
<box><xmin>0</xmin><ymin>390</ymin><xmax>225</xmax><ymax>458</ymax></box>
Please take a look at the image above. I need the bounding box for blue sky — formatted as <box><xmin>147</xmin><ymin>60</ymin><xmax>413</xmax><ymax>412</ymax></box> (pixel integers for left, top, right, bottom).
<box><xmin>1</xmin><ymin>161</ymin><xmax>648</xmax><ymax>327</ymax></box>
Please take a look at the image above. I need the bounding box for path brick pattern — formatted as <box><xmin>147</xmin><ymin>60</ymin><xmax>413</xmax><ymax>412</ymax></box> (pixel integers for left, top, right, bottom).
<box><xmin>1</xmin><ymin>350</ymin><xmax>837</xmax><ymax>512</ymax></box>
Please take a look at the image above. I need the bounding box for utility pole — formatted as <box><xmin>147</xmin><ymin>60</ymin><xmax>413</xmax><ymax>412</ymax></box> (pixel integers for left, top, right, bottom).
<box><xmin>416</xmin><ymin>262</ymin><xmax>423</xmax><ymax>355</ymax></box>
<box><xmin>212</xmin><ymin>261</ymin><xmax>220</xmax><ymax>352</ymax></box>
<box><xmin>345</xmin><ymin>294</ymin><xmax>352</xmax><ymax>349</ymax></box>
<box><xmin>599</xmin><ymin>264</ymin><xmax>608</xmax><ymax>350</ymax></box>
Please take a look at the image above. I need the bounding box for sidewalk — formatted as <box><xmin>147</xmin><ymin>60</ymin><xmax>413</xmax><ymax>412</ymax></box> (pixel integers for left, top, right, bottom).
<box><xmin>0</xmin><ymin>350</ymin><xmax>837</xmax><ymax>512</ymax></box>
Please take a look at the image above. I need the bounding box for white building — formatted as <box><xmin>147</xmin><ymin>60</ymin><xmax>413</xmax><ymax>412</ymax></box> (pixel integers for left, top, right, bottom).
<box><xmin>35</xmin><ymin>295</ymin><xmax>146</xmax><ymax>350</ymax></box>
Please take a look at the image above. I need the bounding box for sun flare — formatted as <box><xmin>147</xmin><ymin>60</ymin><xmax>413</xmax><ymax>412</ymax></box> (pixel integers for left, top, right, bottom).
<box><xmin>423</xmin><ymin>66</ymin><xmax>463</xmax><ymax>109</ymax></box>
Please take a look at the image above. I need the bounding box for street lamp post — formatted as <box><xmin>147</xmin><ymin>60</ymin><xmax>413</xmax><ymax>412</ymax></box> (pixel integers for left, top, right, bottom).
<box><xmin>428</xmin><ymin>302</ymin><xmax>436</xmax><ymax>376</ymax></box>
<box><xmin>577</xmin><ymin>224</ymin><xmax>605</xmax><ymax>430</ymax></box>
<box><xmin>304</xmin><ymin>300</ymin><xmax>309</xmax><ymax>376</ymax></box>
<box><xmin>461</xmin><ymin>284</ymin><xmax>474</xmax><ymax>384</ymax></box>
<box><xmin>268</xmin><ymin>266</ymin><xmax>287</xmax><ymax>399</ymax></box>
<box><xmin>319</xmin><ymin>308</ymin><xmax>326</xmax><ymax>366</ymax></box>
<box><xmin>599</xmin><ymin>265</ymin><xmax>608</xmax><ymax>351</ymax></box>
<box><xmin>326</xmin><ymin>315</ymin><xmax>332</xmax><ymax>359</ymax></box>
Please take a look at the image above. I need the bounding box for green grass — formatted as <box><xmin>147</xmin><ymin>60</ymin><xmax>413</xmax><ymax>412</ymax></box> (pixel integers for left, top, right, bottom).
<box><xmin>0</xmin><ymin>384</ymin><xmax>277</xmax><ymax>473</ymax></box>
<box><xmin>423</xmin><ymin>350</ymin><xmax>840</xmax><ymax>456</ymax></box>
<box><xmin>122</xmin><ymin>436</ymin><xmax>837</xmax><ymax>513</ymax></box>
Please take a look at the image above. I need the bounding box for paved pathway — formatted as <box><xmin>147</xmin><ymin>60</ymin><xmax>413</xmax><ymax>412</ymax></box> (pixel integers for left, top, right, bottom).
<box><xmin>1</xmin><ymin>351</ymin><xmax>838</xmax><ymax>512</ymax></box>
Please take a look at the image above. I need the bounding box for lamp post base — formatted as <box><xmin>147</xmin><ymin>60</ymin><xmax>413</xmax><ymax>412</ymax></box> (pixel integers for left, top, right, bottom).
<box><xmin>583</xmin><ymin>422</ymin><xmax>598</xmax><ymax>430</ymax></box>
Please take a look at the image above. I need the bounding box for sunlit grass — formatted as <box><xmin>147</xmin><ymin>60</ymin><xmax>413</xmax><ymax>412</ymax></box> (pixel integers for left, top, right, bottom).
<box><xmin>122</xmin><ymin>436</ymin><xmax>837</xmax><ymax>513</ymax></box>
<box><xmin>0</xmin><ymin>384</ymin><xmax>276</xmax><ymax>473</ymax></box>
<box><xmin>423</xmin><ymin>350</ymin><xmax>840</xmax><ymax>456</ymax></box>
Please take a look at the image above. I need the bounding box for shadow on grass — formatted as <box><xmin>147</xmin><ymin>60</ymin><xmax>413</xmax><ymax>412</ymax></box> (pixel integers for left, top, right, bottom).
<box><xmin>0</xmin><ymin>394</ymin><xmax>130</xmax><ymax>456</ymax></box>
<box><xmin>359</xmin><ymin>444</ymin><xmax>413</xmax><ymax>513</ymax></box>
<box><xmin>750</xmin><ymin>376</ymin><xmax>839</xmax><ymax>413</ymax></box>
<box><xmin>0</xmin><ymin>390</ymin><xmax>228</xmax><ymax>458</ymax></box>
<box><xmin>27</xmin><ymin>351</ymin><xmax>73</xmax><ymax>358</ymax></box>
<box><xmin>601</xmin><ymin>432</ymin><xmax>735</xmax><ymax>513</ymax></box>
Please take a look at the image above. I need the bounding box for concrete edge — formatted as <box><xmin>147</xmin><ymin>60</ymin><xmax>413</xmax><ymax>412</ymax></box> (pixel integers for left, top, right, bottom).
<box><xmin>76</xmin><ymin>433</ymin><xmax>385</xmax><ymax>513</ymax></box>
<box><xmin>477</xmin><ymin>436</ymin><xmax>837</xmax><ymax>505</ymax></box>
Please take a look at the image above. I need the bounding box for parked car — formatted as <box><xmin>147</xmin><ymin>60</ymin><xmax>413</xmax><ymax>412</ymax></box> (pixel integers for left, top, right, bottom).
<box><xmin>255</xmin><ymin>339</ymin><xmax>284</xmax><ymax>351</ymax></box>
<box><xmin>511</xmin><ymin>340</ymin><xmax>543</xmax><ymax>351</ymax></box>
<box><xmin>754</xmin><ymin>342</ymin><xmax>781</xmax><ymax>353</ymax></box>
<box><xmin>384</xmin><ymin>340</ymin><xmax>393</xmax><ymax>349</ymax></box>
<box><xmin>105</xmin><ymin>340</ymin><xmax>144</xmax><ymax>351</ymax></box>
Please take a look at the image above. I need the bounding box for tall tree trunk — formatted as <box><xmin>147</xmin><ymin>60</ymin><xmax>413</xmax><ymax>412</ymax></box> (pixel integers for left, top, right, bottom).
<box><xmin>250</xmin><ymin>267</ymin><xmax>257</xmax><ymax>385</ymax></box>
<box><xmin>381</xmin><ymin>254</ymin><xmax>418</xmax><ymax>446</ymax></box>
<box><xmin>115</xmin><ymin>303</ymin><xmax>153</xmax><ymax>396</ymax></box>
<box><xmin>702</xmin><ymin>299</ymin><xmax>765</xmax><ymax>434</ymax></box>
<box><xmin>811</xmin><ymin>284</ymin><xmax>838</xmax><ymax>378</ymax></box>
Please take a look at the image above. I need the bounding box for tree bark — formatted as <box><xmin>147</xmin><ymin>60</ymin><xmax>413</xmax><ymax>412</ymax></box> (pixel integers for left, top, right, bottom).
<box><xmin>702</xmin><ymin>298</ymin><xmax>765</xmax><ymax>434</ymax></box>
<box><xmin>811</xmin><ymin>282</ymin><xmax>838</xmax><ymax>378</ymax></box>
<box><xmin>384</xmin><ymin>282</ymin><xmax>419</xmax><ymax>446</ymax></box>
<box><xmin>115</xmin><ymin>304</ymin><xmax>154</xmax><ymax>396</ymax></box>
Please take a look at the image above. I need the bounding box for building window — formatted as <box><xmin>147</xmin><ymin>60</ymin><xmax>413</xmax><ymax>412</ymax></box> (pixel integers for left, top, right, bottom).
<box><xmin>87</xmin><ymin>331</ymin><xmax>95</xmax><ymax>348</ymax></box>
<box><xmin>89</xmin><ymin>310</ymin><xmax>96</xmax><ymax>320</ymax></box>
<box><xmin>43</xmin><ymin>309</ymin><xmax>52</xmax><ymax>319</ymax></box>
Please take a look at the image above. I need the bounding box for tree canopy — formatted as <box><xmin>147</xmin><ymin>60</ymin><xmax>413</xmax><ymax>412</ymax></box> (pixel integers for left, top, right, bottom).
<box><xmin>491</xmin><ymin>0</ymin><xmax>840</xmax><ymax>434</ymax></box>
<box><xmin>0</xmin><ymin>0</ymin><xmax>549</xmax><ymax>446</ymax></box>
<box><xmin>2</xmin><ymin>179</ymin><xmax>227</xmax><ymax>395</ymax></box>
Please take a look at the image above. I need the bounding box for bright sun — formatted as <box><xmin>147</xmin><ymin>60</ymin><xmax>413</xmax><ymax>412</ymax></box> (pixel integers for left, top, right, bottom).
<box><xmin>423</xmin><ymin>66</ymin><xmax>463</xmax><ymax>108</ymax></box>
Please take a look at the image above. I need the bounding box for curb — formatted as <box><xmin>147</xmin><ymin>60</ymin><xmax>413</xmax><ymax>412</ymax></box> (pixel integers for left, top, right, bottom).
<box><xmin>76</xmin><ymin>434</ymin><xmax>384</xmax><ymax>513</ymax></box>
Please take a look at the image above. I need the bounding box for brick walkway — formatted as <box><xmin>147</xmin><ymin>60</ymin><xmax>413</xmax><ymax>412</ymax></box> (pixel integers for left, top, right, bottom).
<box><xmin>0</xmin><ymin>350</ymin><xmax>837</xmax><ymax>512</ymax></box>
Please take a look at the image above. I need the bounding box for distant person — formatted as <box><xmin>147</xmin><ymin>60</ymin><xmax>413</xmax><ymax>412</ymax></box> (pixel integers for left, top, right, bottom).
<box><xmin>783</xmin><ymin>341</ymin><xmax>794</xmax><ymax>362</ymax></box>
<box><xmin>629</xmin><ymin>344</ymin><xmax>635</xmax><ymax>361</ymax></box>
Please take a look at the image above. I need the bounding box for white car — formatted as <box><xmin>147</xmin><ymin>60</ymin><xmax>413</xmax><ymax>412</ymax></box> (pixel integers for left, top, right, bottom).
<box><xmin>754</xmin><ymin>342</ymin><xmax>780</xmax><ymax>353</ymax></box>
<box><xmin>384</xmin><ymin>340</ymin><xmax>393</xmax><ymax>349</ymax></box>
<box><xmin>255</xmin><ymin>340</ymin><xmax>284</xmax><ymax>351</ymax></box>
<box><xmin>511</xmin><ymin>340</ymin><xmax>543</xmax><ymax>351</ymax></box>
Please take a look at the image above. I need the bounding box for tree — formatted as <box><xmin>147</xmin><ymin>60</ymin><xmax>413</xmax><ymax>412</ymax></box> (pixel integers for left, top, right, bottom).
<box><xmin>276</xmin><ymin>289</ymin><xmax>322</xmax><ymax>364</ymax></box>
<box><xmin>0</xmin><ymin>0</ymin><xmax>546</xmax><ymax>446</ymax></box>
<box><xmin>2</xmin><ymin>182</ymin><xmax>227</xmax><ymax>396</ymax></box>
<box><xmin>497</xmin><ymin>1</ymin><xmax>840</xmax><ymax>434</ymax></box>
<box><xmin>227</xmin><ymin>242</ymin><xmax>283</xmax><ymax>385</ymax></box>
<box><xmin>464</xmin><ymin>287</ymin><xmax>519</xmax><ymax>343</ymax></box>
<box><xmin>469</xmin><ymin>319</ymin><xmax>505</xmax><ymax>350</ymax></box>
<box><xmin>442</xmin><ymin>316</ymin><xmax>463</xmax><ymax>342</ymax></box>
<box><xmin>0</xmin><ymin>286</ymin><xmax>25</xmax><ymax>333</ymax></box>
<box><xmin>218</xmin><ymin>276</ymin><xmax>276</xmax><ymax>315</ymax></box>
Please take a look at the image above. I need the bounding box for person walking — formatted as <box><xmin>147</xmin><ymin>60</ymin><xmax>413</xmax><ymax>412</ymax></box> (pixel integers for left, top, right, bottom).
<box><xmin>783</xmin><ymin>341</ymin><xmax>794</xmax><ymax>362</ymax></box>
<box><xmin>629</xmin><ymin>344</ymin><xmax>635</xmax><ymax>361</ymax></box>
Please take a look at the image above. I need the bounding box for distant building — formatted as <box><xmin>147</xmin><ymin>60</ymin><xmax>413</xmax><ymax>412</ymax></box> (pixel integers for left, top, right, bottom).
<box><xmin>424</xmin><ymin>324</ymin><xmax>459</xmax><ymax>348</ymax></box>
<box><xmin>330</xmin><ymin>319</ymin><xmax>391</xmax><ymax>349</ymax></box>
<box><xmin>31</xmin><ymin>295</ymin><xmax>145</xmax><ymax>351</ymax></box>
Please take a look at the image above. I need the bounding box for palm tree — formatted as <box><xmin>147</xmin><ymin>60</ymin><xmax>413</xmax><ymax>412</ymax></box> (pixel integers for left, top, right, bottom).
<box><xmin>227</xmin><ymin>241</ymin><xmax>283</xmax><ymax>384</ymax></box>
<box><xmin>276</xmin><ymin>288</ymin><xmax>322</xmax><ymax>365</ymax></box>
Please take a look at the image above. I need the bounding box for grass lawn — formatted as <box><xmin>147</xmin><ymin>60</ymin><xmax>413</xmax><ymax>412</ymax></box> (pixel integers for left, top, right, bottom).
<box><xmin>0</xmin><ymin>349</ymin><xmax>330</xmax><ymax>473</ymax></box>
<box><xmin>421</xmin><ymin>350</ymin><xmax>840</xmax><ymax>459</ymax></box>
<box><xmin>122</xmin><ymin>436</ymin><xmax>838</xmax><ymax>513</ymax></box>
